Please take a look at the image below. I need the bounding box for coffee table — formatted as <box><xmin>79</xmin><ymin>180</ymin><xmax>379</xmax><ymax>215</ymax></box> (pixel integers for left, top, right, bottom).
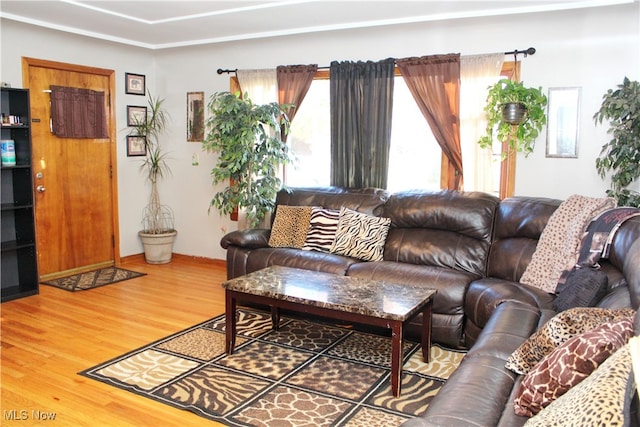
<box><xmin>222</xmin><ymin>266</ymin><xmax>436</xmax><ymax>397</ymax></box>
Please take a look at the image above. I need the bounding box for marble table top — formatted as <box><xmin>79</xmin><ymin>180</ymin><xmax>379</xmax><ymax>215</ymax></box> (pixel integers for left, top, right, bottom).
<box><xmin>222</xmin><ymin>266</ymin><xmax>436</xmax><ymax>321</ymax></box>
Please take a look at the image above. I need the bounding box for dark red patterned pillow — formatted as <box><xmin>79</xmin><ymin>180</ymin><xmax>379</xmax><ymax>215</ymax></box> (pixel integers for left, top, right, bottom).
<box><xmin>514</xmin><ymin>316</ymin><xmax>634</xmax><ymax>417</ymax></box>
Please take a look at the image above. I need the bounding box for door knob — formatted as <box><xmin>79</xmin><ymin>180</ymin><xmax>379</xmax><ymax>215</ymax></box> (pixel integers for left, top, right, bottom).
<box><xmin>36</xmin><ymin>185</ymin><xmax>46</xmax><ymax>193</ymax></box>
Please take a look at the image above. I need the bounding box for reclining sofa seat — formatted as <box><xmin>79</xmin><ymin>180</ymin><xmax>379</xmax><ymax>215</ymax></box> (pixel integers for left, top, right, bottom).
<box><xmin>222</xmin><ymin>186</ymin><xmax>501</xmax><ymax>349</ymax></box>
<box><xmin>348</xmin><ymin>189</ymin><xmax>500</xmax><ymax>349</ymax></box>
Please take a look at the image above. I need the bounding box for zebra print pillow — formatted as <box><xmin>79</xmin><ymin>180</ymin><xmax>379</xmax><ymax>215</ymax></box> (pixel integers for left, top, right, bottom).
<box><xmin>330</xmin><ymin>207</ymin><xmax>391</xmax><ymax>262</ymax></box>
<box><xmin>302</xmin><ymin>207</ymin><xmax>340</xmax><ymax>252</ymax></box>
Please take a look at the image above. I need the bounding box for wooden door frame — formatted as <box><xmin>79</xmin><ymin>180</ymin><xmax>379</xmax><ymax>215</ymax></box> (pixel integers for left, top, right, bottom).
<box><xmin>21</xmin><ymin>57</ymin><xmax>121</xmax><ymax>267</ymax></box>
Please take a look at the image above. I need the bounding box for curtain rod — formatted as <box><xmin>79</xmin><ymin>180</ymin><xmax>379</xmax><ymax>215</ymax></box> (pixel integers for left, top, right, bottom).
<box><xmin>216</xmin><ymin>47</ymin><xmax>536</xmax><ymax>75</ymax></box>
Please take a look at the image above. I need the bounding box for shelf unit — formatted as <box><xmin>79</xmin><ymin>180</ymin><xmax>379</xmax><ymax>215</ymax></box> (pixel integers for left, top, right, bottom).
<box><xmin>1</xmin><ymin>87</ymin><xmax>38</xmax><ymax>302</ymax></box>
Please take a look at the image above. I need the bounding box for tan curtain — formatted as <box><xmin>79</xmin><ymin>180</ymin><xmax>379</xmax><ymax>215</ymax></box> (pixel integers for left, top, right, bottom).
<box><xmin>50</xmin><ymin>85</ymin><xmax>108</xmax><ymax>138</ymax></box>
<box><xmin>460</xmin><ymin>53</ymin><xmax>505</xmax><ymax>193</ymax></box>
<box><xmin>397</xmin><ymin>54</ymin><xmax>462</xmax><ymax>190</ymax></box>
<box><xmin>276</xmin><ymin>64</ymin><xmax>318</xmax><ymax>141</ymax></box>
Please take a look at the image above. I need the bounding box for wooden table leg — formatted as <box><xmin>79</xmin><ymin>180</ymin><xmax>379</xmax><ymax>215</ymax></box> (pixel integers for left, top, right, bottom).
<box><xmin>225</xmin><ymin>290</ymin><xmax>237</xmax><ymax>354</ymax></box>
<box><xmin>271</xmin><ymin>305</ymin><xmax>280</xmax><ymax>330</ymax></box>
<box><xmin>421</xmin><ymin>300</ymin><xmax>433</xmax><ymax>363</ymax></box>
<box><xmin>390</xmin><ymin>321</ymin><xmax>403</xmax><ymax>397</ymax></box>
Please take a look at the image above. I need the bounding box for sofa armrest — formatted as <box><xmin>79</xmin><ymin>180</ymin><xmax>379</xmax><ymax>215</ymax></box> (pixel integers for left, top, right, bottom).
<box><xmin>220</xmin><ymin>229</ymin><xmax>270</xmax><ymax>249</ymax></box>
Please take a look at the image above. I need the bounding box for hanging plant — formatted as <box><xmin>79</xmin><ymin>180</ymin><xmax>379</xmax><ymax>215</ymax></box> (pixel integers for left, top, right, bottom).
<box><xmin>478</xmin><ymin>79</ymin><xmax>548</xmax><ymax>156</ymax></box>
<box><xmin>202</xmin><ymin>91</ymin><xmax>294</xmax><ymax>228</ymax></box>
<box><xmin>593</xmin><ymin>77</ymin><xmax>640</xmax><ymax>207</ymax></box>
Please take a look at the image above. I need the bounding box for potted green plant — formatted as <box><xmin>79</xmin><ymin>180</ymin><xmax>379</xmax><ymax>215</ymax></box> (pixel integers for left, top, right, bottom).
<box><xmin>130</xmin><ymin>92</ymin><xmax>177</xmax><ymax>263</ymax></box>
<box><xmin>593</xmin><ymin>77</ymin><xmax>640</xmax><ymax>207</ymax></box>
<box><xmin>478</xmin><ymin>78</ymin><xmax>548</xmax><ymax>156</ymax></box>
<box><xmin>203</xmin><ymin>91</ymin><xmax>293</xmax><ymax>228</ymax></box>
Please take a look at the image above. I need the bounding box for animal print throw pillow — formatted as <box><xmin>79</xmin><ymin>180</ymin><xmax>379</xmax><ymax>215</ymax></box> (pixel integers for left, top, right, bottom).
<box><xmin>302</xmin><ymin>207</ymin><xmax>341</xmax><ymax>253</ymax></box>
<box><xmin>505</xmin><ymin>307</ymin><xmax>636</xmax><ymax>375</ymax></box>
<box><xmin>523</xmin><ymin>341</ymin><xmax>635</xmax><ymax>426</ymax></box>
<box><xmin>268</xmin><ymin>205</ymin><xmax>313</xmax><ymax>248</ymax></box>
<box><xmin>514</xmin><ymin>316</ymin><xmax>633</xmax><ymax>417</ymax></box>
<box><xmin>330</xmin><ymin>207</ymin><xmax>391</xmax><ymax>262</ymax></box>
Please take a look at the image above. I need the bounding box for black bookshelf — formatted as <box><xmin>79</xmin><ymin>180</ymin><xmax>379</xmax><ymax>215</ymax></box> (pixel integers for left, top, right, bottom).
<box><xmin>1</xmin><ymin>88</ymin><xmax>38</xmax><ymax>302</ymax></box>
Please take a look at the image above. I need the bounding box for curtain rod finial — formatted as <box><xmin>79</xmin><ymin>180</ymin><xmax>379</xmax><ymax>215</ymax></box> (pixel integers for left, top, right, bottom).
<box><xmin>525</xmin><ymin>47</ymin><xmax>536</xmax><ymax>56</ymax></box>
<box><xmin>216</xmin><ymin>68</ymin><xmax>224</xmax><ymax>75</ymax></box>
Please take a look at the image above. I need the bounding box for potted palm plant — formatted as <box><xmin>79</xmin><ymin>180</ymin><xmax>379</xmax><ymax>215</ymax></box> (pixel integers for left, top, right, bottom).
<box><xmin>593</xmin><ymin>77</ymin><xmax>640</xmax><ymax>207</ymax></box>
<box><xmin>130</xmin><ymin>92</ymin><xmax>177</xmax><ymax>263</ymax></box>
<box><xmin>478</xmin><ymin>79</ymin><xmax>548</xmax><ymax>156</ymax></box>
<box><xmin>202</xmin><ymin>91</ymin><xmax>293</xmax><ymax>228</ymax></box>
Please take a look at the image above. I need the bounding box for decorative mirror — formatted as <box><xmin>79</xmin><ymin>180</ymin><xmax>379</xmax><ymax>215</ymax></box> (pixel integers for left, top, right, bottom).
<box><xmin>546</xmin><ymin>87</ymin><xmax>581</xmax><ymax>158</ymax></box>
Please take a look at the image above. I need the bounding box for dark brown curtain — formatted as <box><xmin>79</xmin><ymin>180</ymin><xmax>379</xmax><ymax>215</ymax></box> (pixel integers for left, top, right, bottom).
<box><xmin>50</xmin><ymin>85</ymin><xmax>108</xmax><ymax>139</ymax></box>
<box><xmin>276</xmin><ymin>64</ymin><xmax>318</xmax><ymax>141</ymax></box>
<box><xmin>330</xmin><ymin>58</ymin><xmax>395</xmax><ymax>189</ymax></box>
<box><xmin>397</xmin><ymin>54</ymin><xmax>463</xmax><ymax>190</ymax></box>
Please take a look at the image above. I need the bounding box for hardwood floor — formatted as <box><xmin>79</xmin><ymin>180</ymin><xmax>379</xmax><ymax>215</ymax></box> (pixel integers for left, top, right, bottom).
<box><xmin>1</xmin><ymin>255</ymin><xmax>228</xmax><ymax>426</ymax></box>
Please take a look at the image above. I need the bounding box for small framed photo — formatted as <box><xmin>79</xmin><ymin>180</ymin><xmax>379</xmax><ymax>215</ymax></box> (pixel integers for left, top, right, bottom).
<box><xmin>127</xmin><ymin>135</ymin><xmax>147</xmax><ymax>157</ymax></box>
<box><xmin>125</xmin><ymin>73</ymin><xmax>146</xmax><ymax>95</ymax></box>
<box><xmin>127</xmin><ymin>105</ymin><xmax>147</xmax><ymax>127</ymax></box>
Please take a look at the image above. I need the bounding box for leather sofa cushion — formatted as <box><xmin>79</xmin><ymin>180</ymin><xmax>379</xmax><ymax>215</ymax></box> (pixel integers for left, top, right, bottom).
<box><xmin>245</xmin><ymin>247</ymin><xmax>360</xmax><ymax>276</ymax></box>
<box><xmin>606</xmin><ymin>217</ymin><xmax>640</xmax><ymax>309</ymax></box>
<box><xmin>464</xmin><ymin>278</ymin><xmax>554</xmax><ymax>334</ymax></box>
<box><xmin>488</xmin><ymin>197</ymin><xmax>560</xmax><ymax>282</ymax></box>
<box><xmin>348</xmin><ymin>261</ymin><xmax>475</xmax><ymax>316</ymax></box>
<box><xmin>383</xmin><ymin>190</ymin><xmax>499</xmax><ymax>276</ymax></box>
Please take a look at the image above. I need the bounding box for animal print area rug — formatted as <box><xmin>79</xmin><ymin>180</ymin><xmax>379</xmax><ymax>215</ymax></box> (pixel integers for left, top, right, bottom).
<box><xmin>80</xmin><ymin>309</ymin><xmax>465</xmax><ymax>426</ymax></box>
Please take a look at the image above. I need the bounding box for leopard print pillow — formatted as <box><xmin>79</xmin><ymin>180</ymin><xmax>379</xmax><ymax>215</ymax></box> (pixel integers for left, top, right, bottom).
<box><xmin>523</xmin><ymin>341</ymin><xmax>635</xmax><ymax>426</ymax></box>
<box><xmin>514</xmin><ymin>317</ymin><xmax>634</xmax><ymax>417</ymax></box>
<box><xmin>268</xmin><ymin>205</ymin><xmax>313</xmax><ymax>249</ymax></box>
<box><xmin>505</xmin><ymin>307</ymin><xmax>636</xmax><ymax>375</ymax></box>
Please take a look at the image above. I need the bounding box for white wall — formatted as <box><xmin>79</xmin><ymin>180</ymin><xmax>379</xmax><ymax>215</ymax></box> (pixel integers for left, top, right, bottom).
<box><xmin>2</xmin><ymin>2</ymin><xmax>639</xmax><ymax>261</ymax></box>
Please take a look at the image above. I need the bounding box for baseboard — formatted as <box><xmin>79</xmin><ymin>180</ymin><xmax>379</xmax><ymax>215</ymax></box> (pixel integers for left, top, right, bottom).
<box><xmin>119</xmin><ymin>253</ymin><xmax>226</xmax><ymax>268</ymax></box>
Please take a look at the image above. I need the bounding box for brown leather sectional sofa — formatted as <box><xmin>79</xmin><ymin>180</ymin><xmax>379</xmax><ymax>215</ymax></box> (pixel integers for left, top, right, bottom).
<box><xmin>220</xmin><ymin>186</ymin><xmax>640</xmax><ymax>426</ymax></box>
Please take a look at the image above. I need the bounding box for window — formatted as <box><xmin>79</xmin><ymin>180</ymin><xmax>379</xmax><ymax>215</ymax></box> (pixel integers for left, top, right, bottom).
<box><xmin>286</xmin><ymin>78</ymin><xmax>331</xmax><ymax>187</ymax></box>
<box><xmin>279</xmin><ymin>62</ymin><xmax>517</xmax><ymax>196</ymax></box>
<box><xmin>387</xmin><ymin>78</ymin><xmax>441</xmax><ymax>192</ymax></box>
<box><xmin>287</xmin><ymin>75</ymin><xmax>441</xmax><ymax>191</ymax></box>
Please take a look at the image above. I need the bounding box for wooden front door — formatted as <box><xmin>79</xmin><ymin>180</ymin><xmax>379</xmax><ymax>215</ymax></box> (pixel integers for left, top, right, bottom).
<box><xmin>23</xmin><ymin>58</ymin><xmax>119</xmax><ymax>280</ymax></box>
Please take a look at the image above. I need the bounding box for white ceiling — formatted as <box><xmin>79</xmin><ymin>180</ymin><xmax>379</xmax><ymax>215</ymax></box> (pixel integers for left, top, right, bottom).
<box><xmin>0</xmin><ymin>0</ymin><xmax>634</xmax><ymax>50</ymax></box>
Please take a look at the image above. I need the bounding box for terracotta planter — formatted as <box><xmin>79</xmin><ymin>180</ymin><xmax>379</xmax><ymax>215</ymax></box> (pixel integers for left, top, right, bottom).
<box><xmin>138</xmin><ymin>230</ymin><xmax>177</xmax><ymax>264</ymax></box>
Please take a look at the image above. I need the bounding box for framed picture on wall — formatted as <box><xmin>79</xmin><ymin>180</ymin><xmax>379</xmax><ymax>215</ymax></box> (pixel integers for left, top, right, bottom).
<box><xmin>127</xmin><ymin>105</ymin><xmax>147</xmax><ymax>126</ymax></box>
<box><xmin>187</xmin><ymin>92</ymin><xmax>205</xmax><ymax>142</ymax></box>
<box><xmin>127</xmin><ymin>135</ymin><xmax>147</xmax><ymax>156</ymax></box>
<box><xmin>125</xmin><ymin>73</ymin><xmax>146</xmax><ymax>95</ymax></box>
